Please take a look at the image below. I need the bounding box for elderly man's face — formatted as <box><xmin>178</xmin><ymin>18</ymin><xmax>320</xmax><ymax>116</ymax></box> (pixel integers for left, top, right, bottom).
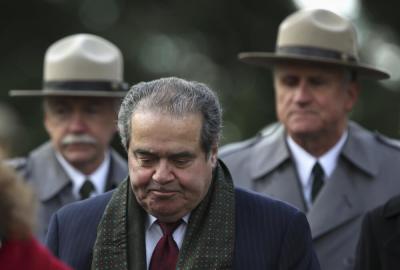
<box><xmin>274</xmin><ymin>63</ymin><xmax>359</xmax><ymax>145</ymax></box>
<box><xmin>128</xmin><ymin>111</ymin><xmax>217</xmax><ymax>223</ymax></box>
<box><xmin>44</xmin><ymin>97</ymin><xmax>117</xmax><ymax>174</ymax></box>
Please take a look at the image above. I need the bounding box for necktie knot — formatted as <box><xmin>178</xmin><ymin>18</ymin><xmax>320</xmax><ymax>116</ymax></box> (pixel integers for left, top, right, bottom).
<box><xmin>157</xmin><ymin>220</ymin><xmax>182</xmax><ymax>236</ymax></box>
<box><xmin>312</xmin><ymin>162</ymin><xmax>324</xmax><ymax>179</ymax></box>
<box><xmin>150</xmin><ymin>219</ymin><xmax>182</xmax><ymax>270</ymax></box>
<box><xmin>311</xmin><ymin>162</ymin><xmax>325</xmax><ymax>202</ymax></box>
<box><xmin>79</xmin><ymin>178</ymin><xmax>95</xmax><ymax>200</ymax></box>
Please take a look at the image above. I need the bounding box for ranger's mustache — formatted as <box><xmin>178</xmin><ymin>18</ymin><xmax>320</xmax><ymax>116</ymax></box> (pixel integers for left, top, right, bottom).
<box><xmin>61</xmin><ymin>134</ymin><xmax>97</xmax><ymax>146</ymax></box>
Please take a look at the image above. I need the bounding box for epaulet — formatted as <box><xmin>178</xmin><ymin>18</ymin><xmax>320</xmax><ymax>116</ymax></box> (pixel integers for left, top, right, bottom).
<box><xmin>3</xmin><ymin>157</ymin><xmax>28</xmax><ymax>171</ymax></box>
<box><xmin>383</xmin><ymin>195</ymin><xmax>400</xmax><ymax>218</ymax></box>
<box><xmin>220</xmin><ymin>122</ymin><xmax>280</xmax><ymax>157</ymax></box>
<box><xmin>375</xmin><ymin>132</ymin><xmax>400</xmax><ymax>151</ymax></box>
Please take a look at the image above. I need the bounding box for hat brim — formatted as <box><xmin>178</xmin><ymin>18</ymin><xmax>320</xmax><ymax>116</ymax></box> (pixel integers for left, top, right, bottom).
<box><xmin>9</xmin><ymin>89</ymin><xmax>127</xmax><ymax>98</ymax></box>
<box><xmin>238</xmin><ymin>52</ymin><xmax>390</xmax><ymax>80</ymax></box>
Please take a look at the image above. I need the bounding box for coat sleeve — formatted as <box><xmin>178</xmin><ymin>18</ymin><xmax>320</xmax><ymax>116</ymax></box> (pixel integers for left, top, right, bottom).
<box><xmin>279</xmin><ymin>211</ymin><xmax>321</xmax><ymax>270</ymax></box>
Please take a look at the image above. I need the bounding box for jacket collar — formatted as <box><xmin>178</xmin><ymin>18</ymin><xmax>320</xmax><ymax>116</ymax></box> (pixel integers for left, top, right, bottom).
<box><xmin>107</xmin><ymin>148</ymin><xmax>128</xmax><ymax>189</ymax></box>
<box><xmin>341</xmin><ymin>121</ymin><xmax>379</xmax><ymax>177</ymax></box>
<box><xmin>248</xmin><ymin>121</ymin><xmax>378</xmax><ymax>181</ymax></box>
<box><xmin>26</xmin><ymin>142</ymin><xmax>70</xmax><ymax>201</ymax></box>
<box><xmin>27</xmin><ymin>142</ymin><xmax>127</xmax><ymax>201</ymax></box>
<box><xmin>248</xmin><ymin>123</ymin><xmax>290</xmax><ymax>180</ymax></box>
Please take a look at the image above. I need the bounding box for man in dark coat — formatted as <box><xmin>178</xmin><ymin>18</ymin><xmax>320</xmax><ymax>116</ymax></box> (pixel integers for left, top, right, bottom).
<box><xmin>46</xmin><ymin>77</ymin><xmax>320</xmax><ymax>270</ymax></box>
<box><xmin>355</xmin><ymin>194</ymin><xmax>400</xmax><ymax>270</ymax></box>
<box><xmin>220</xmin><ymin>8</ymin><xmax>400</xmax><ymax>270</ymax></box>
<box><xmin>7</xmin><ymin>34</ymin><xmax>129</xmax><ymax>242</ymax></box>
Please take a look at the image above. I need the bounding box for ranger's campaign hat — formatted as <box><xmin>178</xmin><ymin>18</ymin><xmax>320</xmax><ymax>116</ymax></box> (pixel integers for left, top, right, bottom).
<box><xmin>10</xmin><ymin>33</ymin><xmax>129</xmax><ymax>97</ymax></box>
<box><xmin>239</xmin><ymin>9</ymin><xmax>389</xmax><ymax>80</ymax></box>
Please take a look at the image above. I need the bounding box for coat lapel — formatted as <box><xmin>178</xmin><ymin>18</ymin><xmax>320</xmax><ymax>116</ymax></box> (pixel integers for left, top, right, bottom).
<box><xmin>259</xmin><ymin>162</ymin><xmax>307</xmax><ymax>212</ymax></box>
<box><xmin>307</xmin><ymin>159</ymin><xmax>364</xmax><ymax>239</ymax></box>
<box><xmin>248</xmin><ymin>124</ymin><xmax>307</xmax><ymax>212</ymax></box>
<box><xmin>30</xmin><ymin>143</ymin><xmax>127</xmax><ymax>200</ymax></box>
<box><xmin>105</xmin><ymin>149</ymin><xmax>128</xmax><ymax>190</ymax></box>
<box><xmin>308</xmin><ymin>122</ymin><xmax>378</xmax><ymax>239</ymax></box>
<box><xmin>249</xmin><ymin>124</ymin><xmax>288</xmax><ymax>180</ymax></box>
<box><xmin>28</xmin><ymin>142</ymin><xmax>73</xmax><ymax>203</ymax></box>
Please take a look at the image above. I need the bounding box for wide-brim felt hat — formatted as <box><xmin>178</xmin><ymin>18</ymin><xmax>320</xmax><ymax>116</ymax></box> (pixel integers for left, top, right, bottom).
<box><xmin>10</xmin><ymin>33</ymin><xmax>129</xmax><ymax>98</ymax></box>
<box><xmin>239</xmin><ymin>9</ymin><xmax>390</xmax><ymax>80</ymax></box>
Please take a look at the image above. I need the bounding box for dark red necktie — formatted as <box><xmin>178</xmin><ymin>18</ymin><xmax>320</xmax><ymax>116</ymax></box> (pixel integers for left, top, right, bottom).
<box><xmin>149</xmin><ymin>220</ymin><xmax>182</xmax><ymax>270</ymax></box>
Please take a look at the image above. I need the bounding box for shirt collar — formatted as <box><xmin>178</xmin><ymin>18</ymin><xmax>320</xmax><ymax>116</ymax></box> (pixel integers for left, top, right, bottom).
<box><xmin>55</xmin><ymin>150</ymin><xmax>111</xmax><ymax>198</ymax></box>
<box><xmin>287</xmin><ymin>130</ymin><xmax>348</xmax><ymax>188</ymax></box>
<box><xmin>145</xmin><ymin>213</ymin><xmax>190</xmax><ymax>231</ymax></box>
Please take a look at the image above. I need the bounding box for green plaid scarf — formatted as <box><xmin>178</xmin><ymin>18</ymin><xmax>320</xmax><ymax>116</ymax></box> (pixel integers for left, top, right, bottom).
<box><xmin>92</xmin><ymin>161</ymin><xmax>235</xmax><ymax>270</ymax></box>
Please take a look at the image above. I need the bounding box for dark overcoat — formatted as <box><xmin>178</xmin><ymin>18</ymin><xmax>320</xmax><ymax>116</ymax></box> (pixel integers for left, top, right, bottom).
<box><xmin>355</xmin><ymin>194</ymin><xmax>400</xmax><ymax>270</ymax></box>
<box><xmin>46</xmin><ymin>187</ymin><xmax>320</xmax><ymax>270</ymax></box>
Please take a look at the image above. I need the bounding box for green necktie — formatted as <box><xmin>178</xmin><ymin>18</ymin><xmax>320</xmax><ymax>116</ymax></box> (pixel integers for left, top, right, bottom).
<box><xmin>311</xmin><ymin>162</ymin><xmax>324</xmax><ymax>202</ymax></box>
<box><xmin>79</xmin><ymin>179</ymin><xmax>95</xmax><ymax>200</ymax></box>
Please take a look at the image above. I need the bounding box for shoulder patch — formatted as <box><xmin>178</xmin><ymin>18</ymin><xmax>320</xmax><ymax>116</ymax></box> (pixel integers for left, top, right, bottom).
<box><xmin>383</xmin><ymin>194</ymin><xmax>400</xmax><ymax>218</ymax></box>
<box><xmin>375</xmin><ymin>132</ymin><xmax>400</xmax><ymax>151</ymax></box>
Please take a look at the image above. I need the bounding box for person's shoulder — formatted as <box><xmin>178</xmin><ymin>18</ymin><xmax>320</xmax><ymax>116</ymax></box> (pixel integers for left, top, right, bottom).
<box><xmin>350</xmin><ymin>122</ymin><xmax>400</xmax><ymax>152</ymax></box>
<box><xmin>219</xmin><ymin>122</ymin><xmax>283</xmax><ymax>158</ymax></box>
<box><xmin>4</xmin><ymin>142</ymin><xmax>54</xmax><ymax>172</ymax></box>
<box><xmin>361</xmin><ymin>194</ymin><xmax>400</xmax><ymax>234</ymax></box>
<box><xmin>374</xmin><ymin>133</ymin><xmax>400</xmax><ymax>152</ymax></box>
<box><xmin>56</xmin><ymin>191</ymin><xmax>113</xmax><ymax>219</ymax></box>
<box><xmin>234</xmin><ymin>187</ymin><xmax>301</xmax><ymax>218</ymax></box>
<box><xmin>382</xmin><ymin>194</ymin><xmax>400</xmax><ymax>219</ymax></box>
<box><xmin>234</xmin><ymin>188</ymin><xmax>310</xmax><ymax>243</ymax></box>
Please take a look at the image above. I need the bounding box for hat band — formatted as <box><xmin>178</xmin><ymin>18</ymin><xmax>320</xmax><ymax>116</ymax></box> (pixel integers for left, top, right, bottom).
<box><xmin>44</xmin><ymin>80</ymin><xmax>129</xmax><ymax>92</ymax></box>
<box><xmin>277</xmin><ymin>46</ymin><xmax>357</xmax><ymax>63</ymax></box>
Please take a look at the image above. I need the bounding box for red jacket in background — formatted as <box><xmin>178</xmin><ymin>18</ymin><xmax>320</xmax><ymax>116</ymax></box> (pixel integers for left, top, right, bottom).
<box><xmin>0</xmin><ymin>236</ymin><xmax>72</xmax><ymax>270</ymax></box>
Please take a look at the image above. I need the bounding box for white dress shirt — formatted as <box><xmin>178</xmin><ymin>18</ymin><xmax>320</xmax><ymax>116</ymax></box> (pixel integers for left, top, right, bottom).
<box><xmin>287</xmin><ymin>131</ymin><xmax>348</xmax><ymax>208</ymax></box>
<box><xmin>55</xmin><ymin>150</ymin><xmax>111</xmax><ymax>199</ymax></box>
<box><xmin>145</xmin><ymin>213</ymin><xmax>190</xmax><ymax>269</ymax></box>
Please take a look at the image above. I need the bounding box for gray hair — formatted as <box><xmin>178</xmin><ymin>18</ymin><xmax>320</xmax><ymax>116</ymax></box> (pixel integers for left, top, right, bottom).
<box><xmin>118</xmin><ymin>77</ymin><xmax>222</xmax><ymax>155</ymax></box>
